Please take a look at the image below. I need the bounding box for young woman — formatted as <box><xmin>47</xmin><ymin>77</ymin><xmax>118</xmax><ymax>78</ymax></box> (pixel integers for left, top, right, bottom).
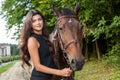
<box><xmin>20</xmin><ymin>9</ymin><xmax>72</xmax><ymax>80</ymax></box>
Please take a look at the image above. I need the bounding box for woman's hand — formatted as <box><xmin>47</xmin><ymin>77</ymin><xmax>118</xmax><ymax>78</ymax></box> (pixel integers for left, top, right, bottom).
<box><xmin>59</xmin><ymin>68</ymin><xmax>72</xmax><ymax>77</ymax></box>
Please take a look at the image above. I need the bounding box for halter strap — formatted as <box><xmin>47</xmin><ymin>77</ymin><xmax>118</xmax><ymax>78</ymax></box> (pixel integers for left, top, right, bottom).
<box><xmin>64</xmin><ymin>39</ymin><xmax>78</xmax><ymax>49</ymax></box>
<box><xmin>57</xmin><ymin>15</ymin><xmax>77</xmax><ymax>22</ymax></box>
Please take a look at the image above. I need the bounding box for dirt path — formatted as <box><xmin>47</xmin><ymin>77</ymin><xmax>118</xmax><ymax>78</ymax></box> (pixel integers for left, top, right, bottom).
<box><xmin>0</xmin><ymin>61</ymin><xmax>31</xmax><ymax>80</ymax></box>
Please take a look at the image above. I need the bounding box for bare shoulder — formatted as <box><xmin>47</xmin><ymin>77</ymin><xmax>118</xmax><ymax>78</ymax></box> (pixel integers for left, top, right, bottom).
<box><xmin>28</xmin><ymin>37</ymin><xmax>38</xmax><ymax>47</ymax></box>
<box><xmin>28</xmin><ymin>37</ymin><xmax>37</xmax><ymax>43</ymax></box>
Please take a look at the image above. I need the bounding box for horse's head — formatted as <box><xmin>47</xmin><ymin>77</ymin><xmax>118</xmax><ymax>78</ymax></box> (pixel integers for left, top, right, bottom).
<box><xmin>52</xmin><ymin>3</ymin><xmax>85</xmax><ymax>71</ymax></box>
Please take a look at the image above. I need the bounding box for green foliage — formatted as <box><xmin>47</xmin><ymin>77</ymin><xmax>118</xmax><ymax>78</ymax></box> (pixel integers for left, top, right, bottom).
<box><xmin>103</xmin><ymin>44</ymin><xmax>120</xmax><ymax>80</ymax></box>
<box><xmin>30</xmin><ymin>0</ymin><xmax>80</xmax><ymax>33</ymax></box>
<box><xmin>0</xmin><ymin>0</ymin><xmax>81</xmax><ymax>35</ymax></box>
<box><xmin>105</xmin><ymin>44</ymin><xmax>120</xmax><ymax>67</ymax></box>
<box><xmin>105</xmin><ymin>16</ymin><xmax>120</xmax><ymax>39</ymax></box>
<box><xmin>1</xmin><ymin>0</ymin><xmax>32</xmax><ymax>38</ymax></box>
<box><xmin>10</xmin><ymin>44</ymin><xmax>19</xmax><ymax>55</ymax></box>
<box><xmin>0</xmin><ymin>55</ymin><xmax>20</xmax><ymax>63</ymax></box>
<box><xmin>80</xmin><ymin>0</ymin><xmax>120</xmax><ymax>62</ymax></box>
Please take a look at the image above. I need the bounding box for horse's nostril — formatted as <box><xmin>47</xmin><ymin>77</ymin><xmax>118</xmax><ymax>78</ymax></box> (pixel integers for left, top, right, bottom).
<box><xmin>71</xmin><ymin>59</ymin><xmax>76</xmax><ymax>64</ymax></box>
<box><xmin>70</xmin><ymin>58</ymin><xmax>85</xmax><ymax>71</ymax></box>
<box><xmin>71</xmin><ymin>59</ymin><xmax>74</xmax><ymax>64</ymax></box>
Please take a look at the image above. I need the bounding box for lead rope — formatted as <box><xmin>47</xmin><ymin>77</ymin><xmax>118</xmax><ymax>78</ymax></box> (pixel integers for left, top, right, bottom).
<box><xmin>57</xmin><ymin>32</ymin><xmax>74</xmax><ymax>80</ymax></box>
<box><xmin>62</xmin><ymin>50</ymin><xmax>74</xmax><ymax>80</ymax></box>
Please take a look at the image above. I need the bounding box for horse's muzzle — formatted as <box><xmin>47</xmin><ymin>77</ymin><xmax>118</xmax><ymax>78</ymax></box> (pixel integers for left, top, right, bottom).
<box><xmin>70</xmin><ymin>58</ymin><xmax>85</xmax><ymax>71</ymax></box>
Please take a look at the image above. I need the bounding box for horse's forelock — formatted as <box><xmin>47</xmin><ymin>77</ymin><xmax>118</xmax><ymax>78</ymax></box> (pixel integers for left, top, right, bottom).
<box><xmin>61</xmin><ymin>8</ymin><xmax>74</xmax><ymax>16</ymax></box>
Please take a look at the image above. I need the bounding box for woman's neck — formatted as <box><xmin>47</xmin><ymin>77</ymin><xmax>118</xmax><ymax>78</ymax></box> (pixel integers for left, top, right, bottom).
<box><xmin>33</xmin><ymin>30</ymin><xmax>42</xmax><ymax>35</ymax></box>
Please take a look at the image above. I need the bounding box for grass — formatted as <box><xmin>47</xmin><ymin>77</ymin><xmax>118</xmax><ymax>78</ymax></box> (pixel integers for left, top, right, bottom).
<box><xmin>0</xmin><ymin>61</ymin><xmax>16</xmax><ymax>73</ymax></box>
<box><xmin>75</xmin><ymin>59</ymin><xmax>120</xmax><ymax>80</ymax></box>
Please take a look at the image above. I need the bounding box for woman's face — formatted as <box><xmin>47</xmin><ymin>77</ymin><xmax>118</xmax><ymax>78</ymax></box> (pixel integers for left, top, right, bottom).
<box><xmin>32</xmin><ymin>14</ymin><xmax>44</xmax><ymax>34</ymax></box>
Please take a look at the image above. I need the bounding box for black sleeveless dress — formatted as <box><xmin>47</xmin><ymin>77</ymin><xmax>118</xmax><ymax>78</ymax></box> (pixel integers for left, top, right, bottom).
<box><xmin>30</xmin><ymin>33</ymin><xmax>55</xmax><ymax>80</ymax></box>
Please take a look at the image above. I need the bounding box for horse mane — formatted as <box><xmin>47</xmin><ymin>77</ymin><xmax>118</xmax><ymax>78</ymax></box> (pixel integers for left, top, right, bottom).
<box><xmin>61</xmin><ymin>8</ymin><xmax>75</xmax><ymax>16</ymax></box>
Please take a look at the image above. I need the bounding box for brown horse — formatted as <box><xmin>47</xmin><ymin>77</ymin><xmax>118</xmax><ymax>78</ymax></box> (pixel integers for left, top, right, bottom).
<box><xmin>50</xmin><ymin>3</ymin><xmax>85</xmax><ymax>80</ymax></box>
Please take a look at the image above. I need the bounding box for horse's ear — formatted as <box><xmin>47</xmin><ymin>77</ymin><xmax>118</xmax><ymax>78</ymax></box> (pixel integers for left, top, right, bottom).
<box><xmin>74</xmin><ymin>3</ymin><xmax>80</xmax><ymax>15</ymax></box>
<box><xmin>53</xmin><ymin>6</ymin><xmax>61</xmax><ymax>17</ymax></box>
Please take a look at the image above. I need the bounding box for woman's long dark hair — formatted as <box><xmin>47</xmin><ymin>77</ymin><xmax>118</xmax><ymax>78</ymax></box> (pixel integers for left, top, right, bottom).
<box><xmin>20</xmin><ymin>9</ymin><xmax>54</xmax><ymax>68</ymax></box>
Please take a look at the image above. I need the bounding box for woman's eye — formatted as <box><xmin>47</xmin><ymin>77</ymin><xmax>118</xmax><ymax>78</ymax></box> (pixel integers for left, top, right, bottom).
<box><xmin>38</xmin><ymin>18</ymin><xmax>43</xmax><ymax>21</ymax></box>
<box><xmin>32</xmin><ymin>20</ymin><xmax>36</xmax><ymax>23</ymax></box>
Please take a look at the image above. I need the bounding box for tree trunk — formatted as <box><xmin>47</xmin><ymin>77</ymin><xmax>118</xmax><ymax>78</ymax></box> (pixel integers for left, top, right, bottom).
<box><xmin>85</xmin><ymin>38</ymin><xmax>89</xmax><ymax>60</ymax></box>
<box><xmin>95</xmin><ymin>40</ymin><xmax>102</xmax><ymax>60</ymax></box>
<box><xmin>108</xmin><ymin>0</ymin><xmax>114</xmax><ymax>14</ymax></box>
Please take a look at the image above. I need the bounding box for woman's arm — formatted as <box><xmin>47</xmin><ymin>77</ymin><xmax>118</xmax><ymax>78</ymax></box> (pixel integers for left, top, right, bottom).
<box><xmin>27</xmin><ymin>37</ymin><xmax>72</xmax><ymax>77</ymax></box>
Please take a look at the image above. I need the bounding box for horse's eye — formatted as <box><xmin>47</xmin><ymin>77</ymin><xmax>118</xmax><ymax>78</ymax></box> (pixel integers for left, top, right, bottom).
<box><xmin>59</xmin><ymin>27</ymin><xmax>63</xmax><ymax>30</ymax></box>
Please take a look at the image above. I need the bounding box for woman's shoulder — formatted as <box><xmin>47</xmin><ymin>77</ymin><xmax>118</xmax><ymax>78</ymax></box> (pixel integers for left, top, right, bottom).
<box><xmin>28</xmin><ymin>36</ymin><xmax>37</xmax><ymax>44</ymax></box>
<box><xmin>28</xmin><ymin>36</ymin><xmax>40</xmax><ymax>47</ymax></box>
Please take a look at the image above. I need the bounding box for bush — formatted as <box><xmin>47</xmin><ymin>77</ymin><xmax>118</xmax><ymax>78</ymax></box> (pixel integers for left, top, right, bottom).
<box><xmin>0</xmin><ymin>55</ymin><xmax>20</xmax><ymax>63</ymax></box>
<box><xmin>106</xmin><ymin>44</ymin><xmax>120</xmax><ymax>66</ymax></box>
